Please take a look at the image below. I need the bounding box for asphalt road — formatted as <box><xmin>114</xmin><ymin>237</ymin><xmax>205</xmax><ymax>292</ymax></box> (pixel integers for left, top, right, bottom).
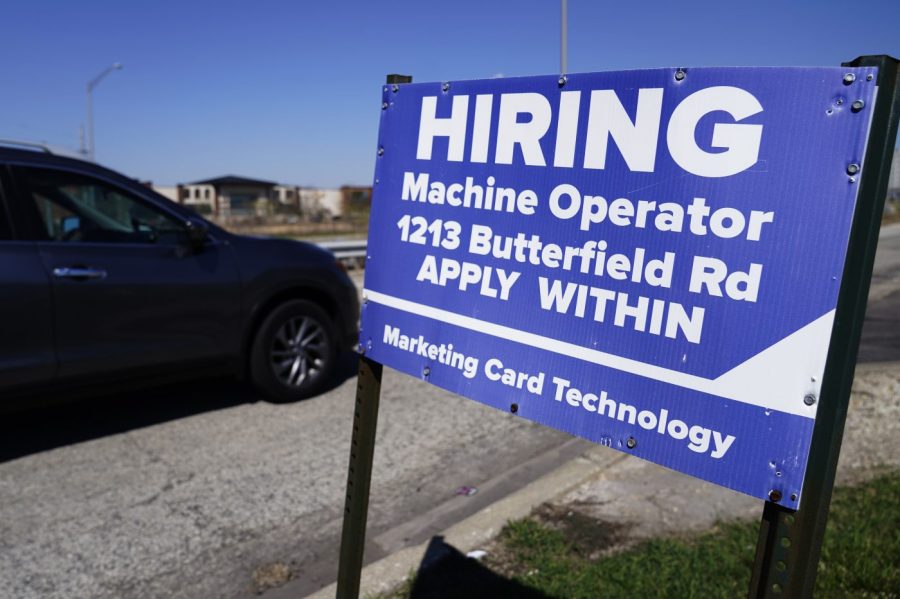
<box><xmin>1</xmin><ymin>224</ymin><xmax>899</xmax><ymax>598</ymax></box>
<box><xmin>0</xmin><ymin>270</ymin><xmax>577</xmax><ymax>598</ymax></box>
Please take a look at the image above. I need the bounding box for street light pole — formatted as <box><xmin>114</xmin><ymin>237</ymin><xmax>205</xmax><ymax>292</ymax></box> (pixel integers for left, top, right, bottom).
<box><xmin>561</xmin><ymin>0</ymin><xmax>567</xmax><ymax>74</ymax></box>
<box><xmin>86</xmin><ymin>62</ymin><xmax>122</xmax><ymax>161</ymax></box>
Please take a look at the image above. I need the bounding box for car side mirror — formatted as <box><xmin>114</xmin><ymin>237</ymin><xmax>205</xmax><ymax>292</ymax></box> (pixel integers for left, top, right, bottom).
<box><xmin>184</xmin><ymin>218</ymin><xmax>209</xmax><ymax>253</ymax></box>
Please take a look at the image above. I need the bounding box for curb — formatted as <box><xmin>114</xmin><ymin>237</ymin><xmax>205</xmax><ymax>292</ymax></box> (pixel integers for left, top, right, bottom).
<box><xmin>304</xmin><ymin>444</ymin><xmax>626</xmax><ymax>598</ymax></box>
<box><xmin>300</xmin><ymin>359</ymin><xmax>900</xmax><ymax>598</ymax></box>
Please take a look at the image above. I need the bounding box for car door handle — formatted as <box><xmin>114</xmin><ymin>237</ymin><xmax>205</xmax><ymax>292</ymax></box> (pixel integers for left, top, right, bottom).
<box><xmin>52</xmin><ymin>267</ymin><xmax>108</xmax><ymax>281</ymax></box>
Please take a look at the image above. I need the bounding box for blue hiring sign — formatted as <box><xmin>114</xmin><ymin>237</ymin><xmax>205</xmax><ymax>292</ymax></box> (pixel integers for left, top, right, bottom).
<box><xmin>360</xmin><ymin>67</ymin><xmax>877</xmax><ymax>505</ymax></box>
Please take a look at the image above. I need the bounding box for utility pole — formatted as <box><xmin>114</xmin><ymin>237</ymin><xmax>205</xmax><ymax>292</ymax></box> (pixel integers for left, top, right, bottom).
<box><xmin>86</xmin><ymin>62</ymin><xmax>123</xmax><ymax>161</ymax></box>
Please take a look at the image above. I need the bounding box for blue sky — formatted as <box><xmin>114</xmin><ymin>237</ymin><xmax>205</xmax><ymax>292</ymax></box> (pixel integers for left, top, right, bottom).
<box><xmin>0</xmin><ymin>0</ymin><xmax>897</xmax><ymax>187</ymax></box>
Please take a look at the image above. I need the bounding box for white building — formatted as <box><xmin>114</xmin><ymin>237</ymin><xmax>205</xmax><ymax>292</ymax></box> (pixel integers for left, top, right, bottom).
<box><xmin>297</xmin><ymin>188</ymin><xmax>343</xmax><ymax>220</ymax></box>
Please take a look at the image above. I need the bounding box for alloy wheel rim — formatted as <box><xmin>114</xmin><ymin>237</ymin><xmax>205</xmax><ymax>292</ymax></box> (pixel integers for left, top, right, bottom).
<box><xmin>270</xmin><ymin>316</ymin><xmax>327</xmax><ymax>387</ymax></box>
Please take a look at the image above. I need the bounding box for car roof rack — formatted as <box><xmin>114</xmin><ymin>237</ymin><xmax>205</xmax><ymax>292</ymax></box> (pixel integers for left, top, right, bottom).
<box><xmin>0</xmin><ymin>139</ymin><xmax>57</xmax><ymax>153</ymax></box>
<box><xmin>0</xmin><ymin>139</ymin><xmax>93</xmax><ymax>161</ymax></box>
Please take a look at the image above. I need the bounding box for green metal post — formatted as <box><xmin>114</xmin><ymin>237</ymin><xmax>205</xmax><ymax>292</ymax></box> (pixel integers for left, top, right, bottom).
<box><xmin>335</xmin><ymin>73</ymin><xmax>412</xmax><ymax>599</ymax></box>
<box><xmin>748</xmin><ymin>55</ymin><xmax>900</xmax><ymax>598</ymax></box>
<box><xmin>336</xmin><ymin>355</ymin><xmax>383</xmax><ymax>599</ymax></box>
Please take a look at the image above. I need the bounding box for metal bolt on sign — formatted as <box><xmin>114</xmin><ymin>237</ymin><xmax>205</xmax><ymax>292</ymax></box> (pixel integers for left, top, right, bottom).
<box><xmin>843</xmin><ymin>72</ymin><xmax>856</xmax><ymax>84</ymax></box>
<box><xmin>674</xmin><ymin>68</ymin><xmax>686</xmax><ymax>81</ymax></box>
<box><xmin>851</xmin><ymin>99</ymin><xmax>865</xmax><ymax>111</ymax></box>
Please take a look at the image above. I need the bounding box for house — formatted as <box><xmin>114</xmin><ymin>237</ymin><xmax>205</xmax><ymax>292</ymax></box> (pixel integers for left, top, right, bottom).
<box><xmin>176</xmin><ymin>175</ymin><xmax>277</xmax><ymax>218</ymax></box>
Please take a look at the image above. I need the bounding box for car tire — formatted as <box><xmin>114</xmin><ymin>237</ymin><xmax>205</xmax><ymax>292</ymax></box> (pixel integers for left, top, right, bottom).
<box><xmin>250</xmin><ymin>299</ymin><xmax>338</xmax><ymax>402</ymax></box>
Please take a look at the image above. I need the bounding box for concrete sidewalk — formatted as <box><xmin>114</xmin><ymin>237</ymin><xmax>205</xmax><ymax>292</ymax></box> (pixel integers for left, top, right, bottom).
<box><xmin>305</xmin><ymin>361</ymin><xmax>900</xmax><ymax>598</ymax></box>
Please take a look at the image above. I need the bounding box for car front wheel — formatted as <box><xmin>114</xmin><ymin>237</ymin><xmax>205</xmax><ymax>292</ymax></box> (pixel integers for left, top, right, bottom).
<box><xmin>250</xmin><ymin>299</ymin><xmax>338</xmax><ymax>401</ymax></box>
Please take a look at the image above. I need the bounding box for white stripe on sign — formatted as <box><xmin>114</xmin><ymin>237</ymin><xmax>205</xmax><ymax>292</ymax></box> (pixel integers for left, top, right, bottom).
<box><xmin>363</xmin><ymin>288</ymin><xmax>831</xmax><ymax>419</ymax></box>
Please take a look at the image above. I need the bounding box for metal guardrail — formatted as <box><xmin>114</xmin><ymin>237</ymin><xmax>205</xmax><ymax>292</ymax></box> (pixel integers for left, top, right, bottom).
<box><xmin>318</xmin><ymin>239</ymin><xmax>368</xmax><ymax>267</ymax></box>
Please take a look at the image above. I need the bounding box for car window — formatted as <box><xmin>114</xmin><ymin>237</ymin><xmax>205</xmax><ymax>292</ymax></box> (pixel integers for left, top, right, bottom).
<box><xmin>20</xmin><ymin>167</ymin><xmax>186</xmax><ymax>244</ymax></box>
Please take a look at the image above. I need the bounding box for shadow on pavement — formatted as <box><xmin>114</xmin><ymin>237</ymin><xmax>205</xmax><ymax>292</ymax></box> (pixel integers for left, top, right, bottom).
<box><xmin>406</xmin><ymin>536</ymin><xmax>549</xmax><ymax>599</ymax></box>
<box><xmin>0</xmin><ymin>351</ymin><xmax>359</xmax><ymax>464</ymax></box>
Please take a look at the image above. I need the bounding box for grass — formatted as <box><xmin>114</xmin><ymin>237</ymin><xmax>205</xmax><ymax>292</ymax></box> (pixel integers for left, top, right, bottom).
<box><xmin>498</xmin><ymin>517</ymin><xmax>753</xmax><ymax>598</ymax></box>
<box><xmin>378</xmin><ymin>471</ymin><xmax>900</xmax><ymax>598</ymax></box>
<box><xmin>495</xmin><ymin>470</ymin><xmax>900</xmax><ymax>598</ymax></box>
